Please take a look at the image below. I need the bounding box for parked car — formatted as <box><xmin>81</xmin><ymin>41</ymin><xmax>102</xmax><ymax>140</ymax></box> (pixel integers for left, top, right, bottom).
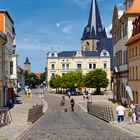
<box><xmin>66</xmin><ymin>88</ymin><xmax>76</xmax><ymax>95</ymax></box>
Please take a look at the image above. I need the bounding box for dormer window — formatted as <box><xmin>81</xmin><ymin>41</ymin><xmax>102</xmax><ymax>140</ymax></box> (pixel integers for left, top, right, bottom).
<box><xmin>51</xmin><ymin>53</ymin><xmax>54</xmax><ymax>57</ymax></box>
<box><xmin>103</xmin><ymin>52</ymin><xmax>107</xmax><ymax>56</ymax></box>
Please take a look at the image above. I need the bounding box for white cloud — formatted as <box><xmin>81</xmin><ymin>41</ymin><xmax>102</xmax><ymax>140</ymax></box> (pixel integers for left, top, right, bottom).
<box><xmin>56</xmin><ymin>22</ymin><xmax>60</xmax><ymax>28</ymax></box>
<box><xmin>105</xmin><ymin>24</ymin><xmax>112</xmax><ymax>38</ymax></box>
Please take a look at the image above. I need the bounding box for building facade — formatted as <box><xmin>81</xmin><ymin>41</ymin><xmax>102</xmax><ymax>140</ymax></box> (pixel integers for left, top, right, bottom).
<box><xmin>111</xmin><ymin>0</ymin><xmax>140</xmax><ymax>104</ymax></box>
<box><xmin>0</xmin><ymin>32</ymin><xmax>7</xmax><ymax>107</ymax></box>
<box><xmin>47</xmin><ymin>0</ymin><xmax>113</xmax><ymax>90</ymax></box>
<box><xmin>126</xmin><ymin>15</ymin><xmax>140</xmax><ymax>106</ymax></box>
<box><xmin>47</xmin><ymin>50</ymin><xmax>111</xmax><ymax>88</ymax></box>
<box><xmin>0</xmin><ymin>10</ymin><xmax>18</xmax><ymax>107</ymax></box>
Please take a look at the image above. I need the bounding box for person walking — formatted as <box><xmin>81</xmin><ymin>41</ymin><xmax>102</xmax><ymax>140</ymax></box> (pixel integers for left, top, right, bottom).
<box><xmin>60</xmin><ymin>96</ymin><xmax>65</xmax><ymax>106</ymax></box>
<box><xmin>70</xmin><ymin>98</ymin><xmax>75</xmax><ymax>111</ymax></box>
<box><xmin>129</xmin><ymin>101</ymin><xmax>136</xmax><ymax>123</ymax></box>
<box><xmin>68</xmin><ymin>91</ymin><xmax>71</xmax><ymax>100</ymax></box>
<box><xmin>116</xmin><ymin>102</ymin><xmax>125</xmax><ymax>123</ymax></box>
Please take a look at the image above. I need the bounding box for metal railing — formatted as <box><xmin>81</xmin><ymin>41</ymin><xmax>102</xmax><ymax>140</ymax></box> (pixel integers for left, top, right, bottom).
<box><xmin>0</xmin><ymin>107</ymin><xmax>12</xmax><ymax>127</ymax></box>
<box><xmin>87</xmin><ymin>102</ymin><xmax>114</xmax><ymax>122</ymax></box>
<box><xmin>27</xmin><ymin>105</ymin><xmax>44</xmax><ymax>124</ymax></box>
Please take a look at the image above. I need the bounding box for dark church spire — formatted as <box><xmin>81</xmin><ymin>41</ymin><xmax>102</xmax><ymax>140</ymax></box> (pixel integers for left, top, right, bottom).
<box><xmin>24</xmin><ymin>57</ymin><xmax>31</xmax><ymax>64</ymax></box>
<box><xmin>81</xmin><ymin>0</ymin><xmax>107</xmax><ymax>40</ymax></box>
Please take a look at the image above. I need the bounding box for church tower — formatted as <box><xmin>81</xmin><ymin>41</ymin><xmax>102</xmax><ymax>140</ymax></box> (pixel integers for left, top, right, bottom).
<box><xmin>81</xmin><ymin>0</ymin><xmax>107</xmax><ymax>51</ymax></box>
<box><xmin>24</xmin><ymin>57</ymin><xmax>31</xmax><ymax>74</ymax></box>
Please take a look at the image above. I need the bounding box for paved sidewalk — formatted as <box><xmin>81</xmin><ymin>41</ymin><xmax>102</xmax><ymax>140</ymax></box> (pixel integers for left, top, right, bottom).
<box><xmin>0</xmin><ymin>91</ymin><xmax>41</xmax><ymax>140</ymax></box>
<box><xmin>71</xmin><ymin>94</ymin><xmax>140</xmax><ymax>138</ymax></box>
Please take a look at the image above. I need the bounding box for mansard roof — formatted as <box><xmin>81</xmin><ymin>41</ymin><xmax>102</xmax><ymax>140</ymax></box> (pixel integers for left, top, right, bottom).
<box><xmin>97</xmin><ymin>38</ymin><xmax>113</xmax><ymax>68</ymax></box>
<box><xmin>24</xmin><ymin>57</ymin><xmax>31</xmax><ymax>64</ymax></box>
<box><xmin>81</xmin><ymin>0</ymin><xmax>107</xmax><ymax>40</ymax></box>
<box><xmin>58</xmin><ymin>51</ymin><xmax>99</xmax><ymax>57</ymax></box>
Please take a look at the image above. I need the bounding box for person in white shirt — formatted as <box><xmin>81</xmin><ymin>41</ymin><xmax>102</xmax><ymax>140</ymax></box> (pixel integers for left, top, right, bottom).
<box><xmin>129</xmin><ymin>101</ymin><xmax>136</xmax><ymax>123</ymax></box>
<box><xmin>116</xmin><ymin>102</ymin><xmax>125</xmax><ymax>123</ymax></box>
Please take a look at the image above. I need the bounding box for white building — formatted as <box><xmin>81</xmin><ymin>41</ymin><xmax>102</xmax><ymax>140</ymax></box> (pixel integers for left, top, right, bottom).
<box><xmin>111</xmin><ymin>0</ymin><xmax>140</xmax><ymax>103</ymax></box>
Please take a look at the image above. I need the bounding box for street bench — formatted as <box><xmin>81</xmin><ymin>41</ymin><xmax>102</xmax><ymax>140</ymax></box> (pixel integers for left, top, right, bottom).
<box><xmin>27</xmin><ymin>105</ymin><xmax>44</xmax><ymax>124</ymax></box>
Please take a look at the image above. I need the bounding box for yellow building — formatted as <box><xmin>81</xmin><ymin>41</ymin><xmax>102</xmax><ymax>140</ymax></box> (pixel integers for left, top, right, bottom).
<box><xmin>47</xmin><ymin>0</ymin><xmax>113</xmax><ymax>90</ymax></box>
<box><xmin>47</xmin><ymin>50</ymin><xmax>111</xmax><ymax>89</ymax></box>
<box><xmin>126</xmin><ymin>15</ymin><xmax>140</xmax><ymax>106</ymax></box>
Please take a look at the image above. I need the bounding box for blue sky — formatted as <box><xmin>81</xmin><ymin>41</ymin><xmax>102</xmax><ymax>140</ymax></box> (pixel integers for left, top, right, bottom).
<box><xmin>1</xmin><ymin>0</ymin><xmax>124</xmax><ymax>72</ymax></box>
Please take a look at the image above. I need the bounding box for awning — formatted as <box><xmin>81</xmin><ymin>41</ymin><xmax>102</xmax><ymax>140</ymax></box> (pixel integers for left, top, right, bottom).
<box><xmin>125</xmin><ymin>85</ymin><xmax>133</xmax><ymax>101</ymax></box>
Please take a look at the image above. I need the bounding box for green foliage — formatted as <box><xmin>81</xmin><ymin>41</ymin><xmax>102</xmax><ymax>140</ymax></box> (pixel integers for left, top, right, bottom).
<box><xmin>49</xmin><ymin>69</ymin><xmax>109</xmax><ymax>94</ymax></box>
<box><xmin>49</xmin><ymin>75</ymin><xmax>62</xmax><ymax>89</ymax></box>
<box><xmin>40</xmin><ymin>72</ymin><xmax>46</xmax><ymax>84</ymax></box>
<box><xmin>84</xmin><ymin>69</ymin><xmax>109</xmax><ymax>94</ymax></box>
<box><xmin>49</xmin><ymin>71</ymin><xmax>84</xmax><ymax>90</ymax></box>
<box><xmin>24</xmin><ymin>71</ymin><xmax>46</xmax><ymax>87</ymax></box>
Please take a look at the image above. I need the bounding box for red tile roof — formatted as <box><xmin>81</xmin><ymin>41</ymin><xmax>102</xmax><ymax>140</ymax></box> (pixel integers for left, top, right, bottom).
<box><xmin>35</xmin><ymin>73</ymin><xmax>41</xmax><ymax>78</ymax></box>
<box><xmin>126</xmin><ymin>33</ymin><xmax>140</xmax><ymax>45</ymax></box>
<box><xmin>125</xmin><ymin>0</ymin><xmax>140</xmax><ymax>16</ymax></box>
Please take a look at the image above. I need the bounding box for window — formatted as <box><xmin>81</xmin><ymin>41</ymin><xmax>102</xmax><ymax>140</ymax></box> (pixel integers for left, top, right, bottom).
<box><xmin>66</xmin><ymin>64</ymin><xmax>69</xmax><ymax>70</ymax></box>
<box><xmin>103</xmin><ymin>63</ymin><xmax>107</xmax><ymax>69</ymax></box>
<box><xmin>77</xmin><ymin>64</ymin><xmax>81</xmax><ymax>69</ymax></box>
<box><xmin>62</xmin><ymin>73</ymin><xmax>65</xmax><ymax>76</ymax></box>
<box><xmin>62</xmin><ymin>64</ymin><xmax>65</xmax><ymax>70</ymax></box>
<box><xmin>132</xmin><ymin>48</ymin><xmax>134</xmax><ymax>57</ymax></box>
<box><xmin>93</xmin><ymin>63</ymin><xmax>96</xmax><ymax>69</ymax></box>
<box><xmin>129</xmin><ymin>67</ymin><xmax>131</xmax><ymax>80</ymax></box>
<box><xmin>89</xmin><ymin>64</ymin><xmax>92</xmax><ymax>69</ymax></box>
<box><xmin>129</xmin><ymin>49</ymin><xmax>131</xmax><ymax>58</ymax></box>
<box><xmin>51</xmin><ymin>73</ymin><xmax>55</xmax><ymax>77</ymax></box>
<box><xmin>10</xmin><ymin>61</ymin><xmax>13</xmax><ymax>74</ymax></box>
<box><xmin>51</xmin><ymin>53</ymin><xmax>54</xmax><ymax>57</ymax></box>
<box><xmin>136</xmin><ymin>66</ymin><xmax>138</xmax><ymax>80</ymax></box>
<box><xmin>136</xmin><ymin>47</ymin><xmax>137</xmax><ymax>56</ymax></box>
<box><xmin>51</xmin><ymin>64</ymin><xmax>55</xmax><ymax>70</ymax></box>
<box><xmin>103</xmin><ymin>52</ymin><xmax>107</xmax><ymax>56</ymax></box>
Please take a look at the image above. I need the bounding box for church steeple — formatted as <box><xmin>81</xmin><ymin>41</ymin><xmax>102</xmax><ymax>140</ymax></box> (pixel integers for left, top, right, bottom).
<box><xmin>24</xmin><ymin>57</ymin><xmax>31</xmax><ymax>73</ymax></box>
<box><xmin>81</xmin><ymin>0</ymin><xmax>107</xmax><ymax>51</ymax></box>
<box><xmin>81</xmin><ymin>0</ymin><xmax>107</xmax><ymax>41</ymax></box>
<box><xmin>24</xmin><ymin>57</ymin><xmax>30</xmax><ymax>65</ymax></box>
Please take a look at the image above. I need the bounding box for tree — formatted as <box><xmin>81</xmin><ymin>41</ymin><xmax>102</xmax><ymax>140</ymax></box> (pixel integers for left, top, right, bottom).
<box><xmin>40</xmin><ymin>72</ymin><xmax>46</xmax><ymax>84</ymax></box>
<box><xmin>84</xmin><ymin>69</ymin><xmax>109</xmax><ymax>94</ymax></box>
<box><xmin>49</xmin><ymin>75</ymin><xmax>62</xmax><ymax>93</ymax></box>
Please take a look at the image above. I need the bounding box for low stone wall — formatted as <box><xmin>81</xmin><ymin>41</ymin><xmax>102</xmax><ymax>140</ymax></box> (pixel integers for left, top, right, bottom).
<box><xmin>27</xmin><ymin>105</ymin><xmax>44</xmax><ymax>123</ymax></box>
<box><xmin>87</xmin><ymin>102</ymin><xmax>114</xmax><ymax>122</ymax></box>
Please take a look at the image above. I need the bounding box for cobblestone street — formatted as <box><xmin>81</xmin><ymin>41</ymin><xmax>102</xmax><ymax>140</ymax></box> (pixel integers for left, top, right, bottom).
<box><xmin>19</xmin><ymin>94</ymin><xmax>140</xmax><ymax>140</ymax></box>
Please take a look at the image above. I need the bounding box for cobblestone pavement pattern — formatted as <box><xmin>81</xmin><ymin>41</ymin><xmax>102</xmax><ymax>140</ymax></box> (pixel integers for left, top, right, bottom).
<box><xmin>19</xmin><ymin>94</ymin><xmax>139</xmax><ymax>140</ymax></box>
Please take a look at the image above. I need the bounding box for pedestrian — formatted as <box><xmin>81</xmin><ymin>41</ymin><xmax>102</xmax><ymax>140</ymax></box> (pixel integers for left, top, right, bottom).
<box><xmin>60</xmin><ymin>96</ymin><xmax>65</xmax><ymax>106</ymax></box>
<box><xmin>68</xmin><ymin>91</ymin><xmax>71</xmax><ymax>99</ymax></box>
<box><xmin>25</xmin><ymin>85</ymin><xmax>29</xmax><ymax>95</ymax></box>
<box><xmin>70</xmin><ymin>98</ymin><xmax>75</xmax><ymax>111</ymax></box>
<box><xmin>116</xmin><ymin>102</ymin><xmax>125</xmax><ymax>123</ymax></box>
<box><xmin>129</xmin><ymin>101</ymin><xmax>136</xmax><ymax>124</ymax></box>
